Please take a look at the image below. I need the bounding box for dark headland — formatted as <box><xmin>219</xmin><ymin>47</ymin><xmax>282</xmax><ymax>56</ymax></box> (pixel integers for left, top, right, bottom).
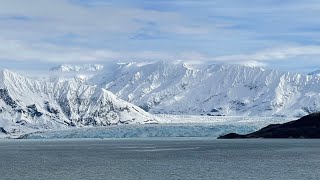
<box><xmin>218</xmin><ymin>113</ymin><xmax>320</xmax><ymax>139</ymax></box>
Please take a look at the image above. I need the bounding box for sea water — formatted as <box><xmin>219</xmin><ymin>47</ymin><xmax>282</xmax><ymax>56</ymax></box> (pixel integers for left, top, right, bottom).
<box><xmin>0</xmin><ymin>138</ymin><xmax>319</xmax><ymax>180</ymax></box>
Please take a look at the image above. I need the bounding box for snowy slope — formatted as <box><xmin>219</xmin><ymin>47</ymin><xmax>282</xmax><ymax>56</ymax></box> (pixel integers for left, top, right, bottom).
<box><xmin>0</xmin><ymin>69</ymin><xmax>158</xmax><ymax>136</ymax></box>
<box><xmin>87</xmin><ymin>61</ymin><xmax>320</xmax><ymax>117</ymax></box>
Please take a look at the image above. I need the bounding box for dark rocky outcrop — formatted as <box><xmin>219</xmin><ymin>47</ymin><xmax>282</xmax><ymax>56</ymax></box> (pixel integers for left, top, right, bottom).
<box><xmin>0</xmin><ymin>89</ymin><xmax>18</xmax><ymax>108</ymax></box>
<box><xmin>218</xmin><ymin>113</ymin><xmax>320</xmax><ymax>139</ymax></box>
<box><xmin>26</xmin><ymin>104</ymin><xmax>43</xmax><ymax>117</ymax></box>
<box><xmin>0</xmin><ymin>127</ymin><xmax>8</xmax><ymax>134</ymax></box>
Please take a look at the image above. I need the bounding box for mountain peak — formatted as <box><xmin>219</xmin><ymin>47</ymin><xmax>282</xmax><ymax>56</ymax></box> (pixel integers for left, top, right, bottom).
<box><xmin>0</xmin><ymin>69</ymin><xmax>22</xmax><ymax>87</ymax></box>
<box><xmin>0</xmin><ymin>69</ymin><xmax>13</xmax><ymax>77</ymax></box>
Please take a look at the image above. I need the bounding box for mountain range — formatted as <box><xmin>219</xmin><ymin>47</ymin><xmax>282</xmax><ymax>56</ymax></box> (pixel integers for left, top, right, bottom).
<box><xmin>82</xmin><ymin>61</ymin><xmax>320</xmax><ymax>117</ymax></box>
<box><xmin>2</xmin><ymin>61</ymin><xmax>320</xmax><ymax>136</ymax></box>
<box><xmin>0</xmin><ymin>69</ymin><xmax>158</xmax><ymax>135</ymax></box>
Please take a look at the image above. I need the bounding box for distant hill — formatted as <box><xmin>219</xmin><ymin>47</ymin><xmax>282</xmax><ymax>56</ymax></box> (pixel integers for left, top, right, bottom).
<box><xmin>308</xmin><ymin>69</ymin><xmax>320</xmax><ymax>76</ymax></box>
<box><xmin>218</xmin><ymin>113</ymin><xmax>320</xmax><ymax>139</ymax></box>
<box><xmin>50</xmin><ymin>64</ymin><xmax>104</xmax><ymax>72</ymax></box>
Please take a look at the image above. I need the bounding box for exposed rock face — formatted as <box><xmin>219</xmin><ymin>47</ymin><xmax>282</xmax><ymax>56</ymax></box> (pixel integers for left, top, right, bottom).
<box><xmin>0</xmin><ymin>69</ymin><xmax>158</xmax><ymax>135</ymax></box>
<box><xmin>0</xmin><ymin>127</ymin><xmax>8</xmax><ymax>134</ymax></box>
<box><xmin>218</xmin><ymin>113</ymin><xmax>320</xmax><ymax>139</ymax></box>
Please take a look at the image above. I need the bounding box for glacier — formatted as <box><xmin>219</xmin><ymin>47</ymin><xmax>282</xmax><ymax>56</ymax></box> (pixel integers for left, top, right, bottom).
<box><xmin>21</xmin><ymin>115</ymin><xmax>293</xmax><ymax>139</ymax></box>
<box><xmin>21</xmin><ymin>124</ymin><xmax>256</xmax><ymax>139</ymax></box>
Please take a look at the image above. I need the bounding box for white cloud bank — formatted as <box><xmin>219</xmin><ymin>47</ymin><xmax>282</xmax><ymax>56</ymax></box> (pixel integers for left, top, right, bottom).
<box><xmin>213</xmin><ymin>46</ymin><xmax>320</xmax><ymax>62</ymax></box>
<box><xmin>1</xmin><ymin>38</ymin><xmax>320</xmax><ymax>68</ymax></box>
<box><xmin>1</xmin><ymin>0</ymin><xmax>320</xmax><ymax>72</ymax></box>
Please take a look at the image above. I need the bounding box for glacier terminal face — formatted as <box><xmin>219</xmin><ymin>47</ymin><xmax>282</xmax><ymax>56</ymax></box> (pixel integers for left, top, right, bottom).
<box><xmin>20</xmin><ymin>114</ymin><xmax>293</xmax><ymax>139</ymax></box>
<box><xmin>85</xmin><ymin>61</ymin><xmax>320</xmax><ymax>117</ymax></box>
<box><xmin>21</xmin><ymin>123</ymin><xmax>258</xmax><ymax>139</ymax></box>
<box><xmin>0</xmin><ymin>69</ymin><xmax>158</xmax><ymax>137</ymax></box>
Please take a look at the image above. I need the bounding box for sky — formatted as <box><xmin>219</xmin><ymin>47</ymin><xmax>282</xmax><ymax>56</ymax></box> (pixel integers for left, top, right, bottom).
<box><xmin>0</xmin><ymin>0</ymin><xmax>320</xmax><ymax>73</ymax></box>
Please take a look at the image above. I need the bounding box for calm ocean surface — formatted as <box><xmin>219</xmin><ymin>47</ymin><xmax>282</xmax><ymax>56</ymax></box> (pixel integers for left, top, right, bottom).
<box><xmin>0</xmin><ymin>138</ymin><xmax>319</xmax><ymax>180</ymax></box>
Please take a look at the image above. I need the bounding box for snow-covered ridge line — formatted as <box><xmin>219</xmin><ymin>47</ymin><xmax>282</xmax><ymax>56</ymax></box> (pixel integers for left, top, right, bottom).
<box><xmin>86</xmin><ymin>61</ymin><xmax>320</xmax><ymax>117</ymax></box>
<box><xmin>0</xmin><ymin>69</ymin><xmax>158</xmax><ymax>136</ymax></box>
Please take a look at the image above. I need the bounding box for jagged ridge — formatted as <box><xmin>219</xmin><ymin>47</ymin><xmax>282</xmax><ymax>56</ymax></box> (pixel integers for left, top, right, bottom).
<box><xmin>0</xmin><ymin>69</ymin><xmax>158</xmax><ymax>135</ymax></box>
<box><xmin>87</xmin><ymin>61</ymin><xmax>320</xmax><ymax>117</ymax></box>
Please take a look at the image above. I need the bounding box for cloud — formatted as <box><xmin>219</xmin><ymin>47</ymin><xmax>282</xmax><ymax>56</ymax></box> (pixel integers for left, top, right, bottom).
<box><xmin>0</xmin><ymin>0</ymin><xmax>210</xmax><ymax>38</ymax></box>
<box><xmin>0</xmin><ymin>38</ymin><xmax>200</xmax><ymax>62</ymax></box>
<box><xmin>1</xmin><ymin>37</ymin><xmax>320</xmax><ymax>67</ymax></box>
<box><xmin>1</xmin><ymin>0</ymin><xmax>320</xmax><ymax>73</ymax></box>
<box><xmin>0</xmin><ymin>38</ymin><xmax>117</xmax><ymax>62</ymax></box>
<box><xmin>213</xmin><ymin>45</ymin><xmax>320</xmax><ymax>62</ymax></box>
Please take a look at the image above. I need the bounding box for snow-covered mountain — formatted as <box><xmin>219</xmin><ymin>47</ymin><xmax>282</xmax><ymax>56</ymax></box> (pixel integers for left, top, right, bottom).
<box><xmin>0</xmin><ymin>69</ymin><xmax>158</xmax><ymax>135</ymax></box>
<box><xmin>87</xmin><ymin>61</ymin><xmax>320</xmax><ymax>117</ymax></box>
<box><xmin>50</xmin><ymin>64</ymin><xmax>104</xmax><ymax>72</ymax></box>
<box><xmin>46</xmin><ymin>64</ymin><xmax>104</xmax><ymax>83</ymax></box>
